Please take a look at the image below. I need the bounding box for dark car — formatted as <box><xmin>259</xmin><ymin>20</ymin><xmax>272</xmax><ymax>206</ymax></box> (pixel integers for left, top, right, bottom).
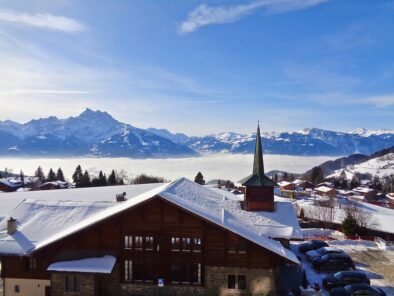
<box><xmin>306</xmin><ymin>246</ymin><xmax>345</xmax><ymax>262</ymax></box>
<box><xmin>323</xmin><ymin>271</ymin><xmax>370</xmax><ymax>290</ymax></box>
<box><xmin>330</xmin><ymin>284</ymin><xmax>387</xmax><ymax>296</ymax></box>
<box><xmin>299</xmin><ymin>240</ymin><xmax>329</xmax><ymax>253</ymax></box>
<box><xmin>312</xmin><ymin>253</ymin><xmax>355</xmax><ymax>272</ymax></box>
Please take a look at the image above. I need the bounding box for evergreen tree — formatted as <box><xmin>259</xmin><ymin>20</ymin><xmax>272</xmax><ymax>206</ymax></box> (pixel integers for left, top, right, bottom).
<box><xmin>19</xmin><ymin>170</ymin><xmax>25</xmax><ymax>187</ymax></box>
<box><xmin>310</xmin><ymin>166</ymin><xmax>324</xmax><ymax>185</ymax></box>
<box><xmin>283</xmin><ymin>172</ymin><xmax>289</xmax><ymax>181</ymax></box>
<box><xmin>82</xmin><ymin>170</ymin><xmax>91</xmax><ymax>187</ymax></box>
<box><xmin>72</xmin><ymin>165</ymin><xmax>83</xmax><ymax>184</ymax></box>
<box><xmin>349</xmin><ymin>175</ymin><xmax>360</xmax><ymax>189</ymax></box>
<box><xmin>34</xmin><ymin>166</ymin><xmax>46</xmax><ymax>183</ymax></box>
<box><xmin>289</xmin><ymin>174</ymin><xmax>295</xmax><ymax>182</ymax></box>
<box><xmin>341</xmin><ymin>213</ymin><xmax>358</xmax><ymax>236</ymax></box>
<box><xmin>56</xmin><ymin>168</ymin><xmax>65</xmax><ymax>182</ymax></box>
<box><xmin>46</xmin><ymin>168</ymin><xmax>56</xmax><ymax>182</ymax></box>
<box><xmin>98</xmin><ymin>171</ymin><xmax>107</xmax><ymax>186</ymax></box>
<box><xmin>108</xmin><ymin>170</ymin><xmax>117</xmax><ymax>185</ymax></box>
<box><xmin>340</xmin><ymin>179</ymin><xmax>348</xmax><ymax>190</ymax></box>
<box><xmin>194</xmin><ymin>172</ymin><xmax>205</xmax><ymax>185</ymax></box>
<box><xmin>273</xmin><ymin>173</ymin><xmax>278</xmax><ymax>183</ymax></box>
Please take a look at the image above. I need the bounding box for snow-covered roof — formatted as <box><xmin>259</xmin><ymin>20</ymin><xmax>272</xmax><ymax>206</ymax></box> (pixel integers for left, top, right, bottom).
<box><xmin>317</xmin><ymin>182</ymin><xmax>333</xmax><ymax>187</ymax></box>
<box><xmin>47</xmin><ymin>255</ymin><xmax>116</xmax><ymax>274</ymax></box>
<box><xmin>387</xmin><ymin>193</ymin><xmax>394</xmax><ymax>200</ymax></box>
<box><xmin>292</xmin><ymin>179</ymin><xmax>304</xmax><ymax>185</ymax></box>
<box><xmin>0</xmin><ymin>182</ymin><xmax>164</xmax><ymax>219</ymax></box>
<box><xmin>0</xmin><ymin>178</ymin><xmax>20</xmax><ymax>188</ymax></box>
<box><xmin>0</xmin><ymin>178</ymin><xmax>300</xmax><ymax>264</ymax></box>
<box><xmin>315</xmin><ymin>186</ymin><xmax>335</xmax><ymax>193</ymax></box>
<box><xmin>353</xmin><ymin>187</ymin><xmax>374</xmax><ymax>194</ymax></box>
<box><xmin>278</xmin><ymin>181</ymin><xmax>292</xmax><ymax>187</ymax></box>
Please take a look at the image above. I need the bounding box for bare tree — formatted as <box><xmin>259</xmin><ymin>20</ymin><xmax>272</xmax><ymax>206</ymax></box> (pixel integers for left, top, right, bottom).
<box><xmin>341</xmin><ymin>201</ymin><xmax>378</xmax><ymax>230</ymax></box>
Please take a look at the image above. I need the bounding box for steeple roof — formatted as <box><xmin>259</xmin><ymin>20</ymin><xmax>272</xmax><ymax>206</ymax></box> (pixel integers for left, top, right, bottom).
<box><xmin>239</xmin><ymin>124</ymin><xmax>276</xmax><ymax>187</ymax></box>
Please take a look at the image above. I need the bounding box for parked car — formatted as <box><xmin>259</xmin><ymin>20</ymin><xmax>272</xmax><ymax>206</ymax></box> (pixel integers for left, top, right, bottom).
<box><xmin>306</xmin><ymin>246</ymin><xmax>345</xmax><ymax>261</ymax></box>
<box><xmin>323</xmin><ymin>271</ymin><xmax>370</xmax><ymax>290</ymax></box>
<box><xmin>299</xmin><ymin>240</ymin><xmax>329</xmax><ymax>253</ymax></box>
<box><xmin>312</xmin><ymin>253</ymin><xmax>355</xmax><ymax>272</ymax></box>
<box><xmin>330</xmin><ymin>284</ymin><xmax>387</xmax><ymax>296</ymax></box>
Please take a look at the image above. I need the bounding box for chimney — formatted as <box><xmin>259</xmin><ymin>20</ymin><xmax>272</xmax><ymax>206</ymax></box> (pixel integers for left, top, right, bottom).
<box><xmin>116</xmin><ymin>192</ymin><xmax>127</xmax><ymax>202</ymax></box>
<box><xmin>7</xmin><ymin>217</ymin><xmax>17</xmax><ymax>234</ymax></box>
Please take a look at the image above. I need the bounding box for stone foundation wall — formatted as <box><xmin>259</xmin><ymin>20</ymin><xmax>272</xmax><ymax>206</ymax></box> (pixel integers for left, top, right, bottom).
<box><xmin>51</xmin><ymin>273</ymin><xmax>96</xmax><ymax>296</ymax></box>
<box><xmin>205</xmin><ymin>266</ymin><xmax>277</xmax><ymax>296</ymax></box>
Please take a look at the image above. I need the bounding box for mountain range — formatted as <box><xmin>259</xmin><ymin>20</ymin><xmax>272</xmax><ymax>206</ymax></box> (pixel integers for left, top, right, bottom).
<box><xmin>1</xmin><ymin>109</ymin><xmax>394</xmax><ymax>158</ymax></box>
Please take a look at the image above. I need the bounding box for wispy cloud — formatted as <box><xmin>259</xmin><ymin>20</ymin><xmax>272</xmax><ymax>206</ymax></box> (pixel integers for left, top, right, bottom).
<box><xmin>178</xmin><ymin>0</ymin><xmax>329</xmax><ymax>34</ymax></box>
<box><xmin>0</xmin><ymin>8</ymin><xmax>86</xmax><ymax>33</ymax></box>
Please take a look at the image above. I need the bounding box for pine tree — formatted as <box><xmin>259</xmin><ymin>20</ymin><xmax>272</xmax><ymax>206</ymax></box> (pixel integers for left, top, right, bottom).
<box><xmin>34</xmin><ymin>166</ymin><xmax>46</xmax><ymax>183</ymax></box>
<box><xmin>289</xmin><ymin>174</ymin><xmax>295</xmax><ymax>182</ymax></box>
<box><xmin>82</xmin><ymin>170</ymin><xmax>91</xmax><ymax>187</ymax></box>
<box><xmin>98</xmin><ymin>171</ymin><xmax>107</xmax><ymax>186</ymax></box>
<box><xmin>349</xmin><ymin>175</ymin><xmax>360</xmax><ymax>189</ymax></box>
<box><xmin>310</xmin><ymin>166</ymin><xmax>324</xmax><ymax>185</ymax></box>
<box><xmin>72</xmin><ymin>165</ymin><xmax>83</xmax><ymax>184</ymax></box>
<box><xmin>46</xmin><ymin>168</ymin><xmax>56</xmax><ymax>182</ymax></box>
<box><xmin>194</xmin><ymin>172</ymin><xmax>205</xmax><ymax>185</ymax></box>
<box><xmin>19</xmin><ymin>170</ymin><xmax>25</xmax><ymax>187</ymax></box>
<box><xmin>56</xmin><ymin>168</ymin><xmax>65</xmax><ymax>182</ymax></box>
<box><xmin>341</xmin><ymin>213</ymin><xmax>358</xmax><ymax>236</ymax></box>
<box><xmin>283</xmin><ymin>172</ymin><xmax>289</xmax><ymax>181</ymax></box>
<box><xmin>108</xmin><ymin>170</ymin><xmax>117</xmax><ymax>185</ymax></box>
<box><xmin>273</xmin><ymin>173</ymin><xmax>278</xmax><ymax>183</ymax></box>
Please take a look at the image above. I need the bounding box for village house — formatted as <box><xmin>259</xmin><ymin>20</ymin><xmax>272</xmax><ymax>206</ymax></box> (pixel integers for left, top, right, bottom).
<box><xmin>292</xmin><ymin>179</ymin><xmax>314</xmax><ymax>191</ymax></box>
<box><xmin>315</xmin><ymin>185</ymin><xmax>337</xmax><ymax>198</ymax></box>
<box><xmin>352</xmin><ymin>187</ymin><xmax>378</xmax><ymax>202</ymax></box>
<box><xmin>277</xmin><ymin>181</ymin><xmax>296</xmax><ymax>191</ymax></box>
<box><xmin>0</xmin><ymin>125</ymin><xmax>302</xmax><ymax>296</ymax></box>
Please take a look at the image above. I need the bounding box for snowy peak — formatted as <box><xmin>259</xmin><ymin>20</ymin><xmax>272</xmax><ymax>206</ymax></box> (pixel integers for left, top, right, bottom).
<box><xmin>350</xmin><ymin>128</ymin><xmax>394</xmax><ymax>137</ymax></box>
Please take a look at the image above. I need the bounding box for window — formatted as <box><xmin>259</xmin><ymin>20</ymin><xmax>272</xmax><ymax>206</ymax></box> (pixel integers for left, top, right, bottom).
<box><xmin>171</xmin><ymin>262</ymin><xmax>202</xmax><ymax>285</ymax></box>
<box><xmin>135</xmin><ymin>236</ymin><xmax>143</xmax><ymax>250</ymax></box>
<box><xmin>124</xmin><ymin>260</ymin><xmax>132</xmax><ymax>281</ymax></box>
<box><xmin>125</xmin><ymin>236</ymin><xmax>133</xmax><ymax>249</ymax></box>
<box><xmin>193</xmin><ymin>238</ymin><xmax>202</xmax><ymax>252</ymax></box>
<box><xmin>26</xmin><ymin>257</ymin><xmax>37</xmax><ymax>271</ymax></box>
<box><xmin>227</xmin><ymin>275</ymin><xmax>236</xmax><ymax>289</ymax></box>
<box><xmin>227</xmin><ymin>234</ymin><xmax>247</xmax><ymax>254</ymax></box>
<box><xmin>145</xmin><ymin>236</ymin><xmax>154</xmax><ymax>250</ymax></box>
<box><xmin>65</xmin><ymin>275</ymin><xmax>80</xmax><ymax>292</ymax></box>
<box><xmin>14</xmin><ymin>285</ymin><xmax>20</xmax><ymax>293</ymax></box>
<box><xmin>171</xmin><ymin>237</ymin><xmax>180</xmax><ymax>251</ymax></box>
<box><xmin>182</xmin><ymin>238</ymin><xmax>191</xmax><ymax>251</ymax></box>
<box><xmin>227</xmin><ymin>275</ymin><xmax>246</xmax><ymax>290</ymax></box>
<box><xmin>172</xmin><ymin>237</ymin><xmax>202</xmax><ymax>252</ymax></box>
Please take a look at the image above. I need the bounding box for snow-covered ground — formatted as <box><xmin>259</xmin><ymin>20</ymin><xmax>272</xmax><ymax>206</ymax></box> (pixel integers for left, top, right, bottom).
<box><xmin>329</xmin><ymin>152</ymin><xmax>394</xmax><ymax>179</ymax></box>
<box><xmin>0</xmin><ymin>154</ymin><xmax>334</xmax><ymax>183</ymax></box>
<box><xmin>296</xmin><ymin>196</ymin><xmax>394</xmax><ymax>235</ymax></box>
<box><xmin>291</xmin><ymin>237</ymin><xmax>394</xmax><ymax>296</ymax></box>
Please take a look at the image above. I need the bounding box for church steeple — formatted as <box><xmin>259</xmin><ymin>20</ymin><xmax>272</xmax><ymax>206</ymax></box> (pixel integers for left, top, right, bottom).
<box><xmin>239</xmin><ymin>122</ymin><xmax>275</xmax><ymax>212</ymax></box>
<box><xmin>253</xmin><ymin>122</ymin><xmax>264</xmax><ymax>176</ymax></box>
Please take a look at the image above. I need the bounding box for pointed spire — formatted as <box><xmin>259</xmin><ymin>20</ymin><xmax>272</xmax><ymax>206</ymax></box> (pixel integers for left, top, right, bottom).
<box><xmin>253</xmin><ymin>122</ymin><xmax>264</xmax><ymax>176</ymax></box>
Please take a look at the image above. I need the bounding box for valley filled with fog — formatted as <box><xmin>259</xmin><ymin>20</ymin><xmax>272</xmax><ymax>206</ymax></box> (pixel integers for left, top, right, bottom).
<box><xmin>0</xmin><ymin>154</ymin><xmax>336</xmax><ymax>183</ymax></box>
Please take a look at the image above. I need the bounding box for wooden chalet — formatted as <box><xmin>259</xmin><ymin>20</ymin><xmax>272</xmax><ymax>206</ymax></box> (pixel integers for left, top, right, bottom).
<box><xmin>0</xmin><ymin>127</ymin><xmax>302</xmax><ymax>296</ymax></box>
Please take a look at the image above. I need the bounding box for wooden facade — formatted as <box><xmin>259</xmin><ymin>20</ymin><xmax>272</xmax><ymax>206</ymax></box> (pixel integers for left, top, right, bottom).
<box><xmin>244</xmin><ymin>186</ymin><xmax>275</xmax><ymax>212</ymax></box>
<box><xmin>1</xmin><ymin>196</ymin><xmax>285</xmax><ymax>295</ymax></box>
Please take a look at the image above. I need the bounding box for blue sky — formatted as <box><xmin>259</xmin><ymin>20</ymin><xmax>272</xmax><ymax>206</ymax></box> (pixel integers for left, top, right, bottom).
<box><xmin>0</xmin><ymin>0</ymin><xmax>393</xmax><ymax>135</ymax></box>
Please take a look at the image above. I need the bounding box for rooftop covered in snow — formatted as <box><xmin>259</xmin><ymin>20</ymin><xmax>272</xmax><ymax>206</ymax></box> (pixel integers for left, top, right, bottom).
<box><xmin>47</xmin><ymin>255</ymin><xmax>116</xmax><ymax>274</ymax></box>
<box><xmin>0</xmin><ymin>178</ymin><xmax>301</xmax><ymax>264</ymax></box>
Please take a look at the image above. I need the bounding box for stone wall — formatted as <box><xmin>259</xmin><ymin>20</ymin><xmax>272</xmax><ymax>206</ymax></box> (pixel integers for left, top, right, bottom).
<box><xmin>51</xmin><ymin>273</ymin><xmax>96</xmax><ymax>296</ymax></box>
<box><xmin>205</xmin><ymin>266</ymin><xmax>277</xmax><ymax>296</ymax></box>
<box><xmin>121</xmin><ymin>266</ymin><xmax>276</xmax><ymax>296</ymax></box>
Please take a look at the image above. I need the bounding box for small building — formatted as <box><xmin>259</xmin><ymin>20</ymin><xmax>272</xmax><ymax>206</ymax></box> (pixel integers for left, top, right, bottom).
<box><xmin>387</xmin><ymin>193</ymin><xmax>394</xmax><ymax>209</ymax></box>
<box><xmin>39</xmin><ymin>181</ymin><xmax>71</xmax><ymax>190</ymax></box>
<box><xmin>278</xmin><ymin>181</ymin><xmax>296</xmax><ymax>191</ymax></box>
<box><xmin>292</xmin><ymin>179</ymin><xmax>314</xmax><ymax>190</ymax></box>
<box><xmin>317</xmin><ymin>182</ymin><xmax>333</xmax><ymax>188</ymax></box>
<box><xmin>0</xmin><ymin>178</ymin><xmax>20</xmax><ymax>192</ymax></box>
<box><xmin>353</xmin><ymin>187</ymin><xmax>378</xmax><ymax>201</ymax></box>
<box><xmin>315</xmin><ymin>186</ymin><xmax>337</xmax><ymax>197</ymax></box>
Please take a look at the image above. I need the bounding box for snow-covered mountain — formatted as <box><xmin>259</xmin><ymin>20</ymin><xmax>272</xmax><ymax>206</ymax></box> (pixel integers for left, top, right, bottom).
<box><xmin>328</xmin><ymin>152</ymin><xmax>394</xmax><ymax>179</ymax></box>
<box><xmin>0</xmin><ymin>109</ymin><xmax>197</xmax><ymax>158</ymax></box>
<box><xmin>184</xmin><ymin>128</ymin><xmax>394</xmax><ymax>156</ymax></box>
<box><xmin>1</xmin><ymin>110</ymin><xmax>394</xmax><ymax>158</ymax></box>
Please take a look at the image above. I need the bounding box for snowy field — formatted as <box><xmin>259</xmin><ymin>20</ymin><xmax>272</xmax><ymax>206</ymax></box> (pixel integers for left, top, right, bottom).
<box><xmin>291</xmin><ymin>238</ymin><xmax>394</xmax><ymax>296</ymax></box>
<box><xmin>0</xmin><ymin>154</ymin><xmax>334</xmax><ymax>183</ymax></box>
